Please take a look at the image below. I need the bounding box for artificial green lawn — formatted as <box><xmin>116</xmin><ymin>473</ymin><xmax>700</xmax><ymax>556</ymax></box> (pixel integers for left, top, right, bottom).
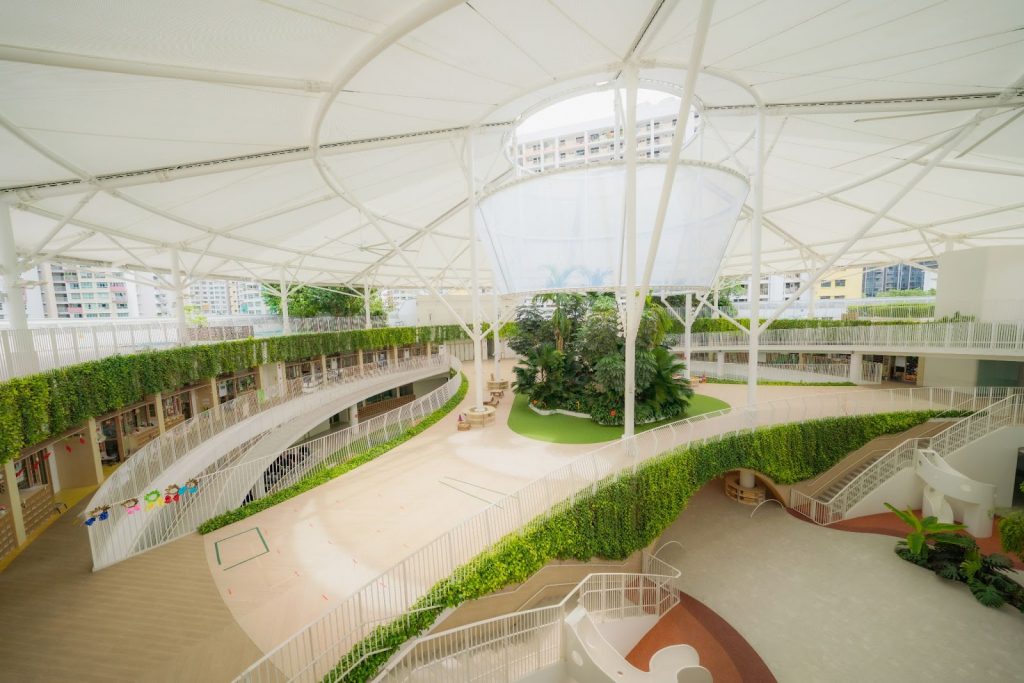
<box><xmin>506</xmin><ymin>392</ymin><xmax>731</xmax><ymax>444</ymax></box>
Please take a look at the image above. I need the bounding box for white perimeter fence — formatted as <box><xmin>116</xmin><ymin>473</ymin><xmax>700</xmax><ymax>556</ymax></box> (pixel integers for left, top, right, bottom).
<box><xmin>689</xmin><ymin>360</ymin><xmax>883</xmax><ymax>384</ymax></box>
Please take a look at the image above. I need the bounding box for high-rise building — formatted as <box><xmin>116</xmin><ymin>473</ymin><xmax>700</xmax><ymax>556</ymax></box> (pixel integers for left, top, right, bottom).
<box><xmin>0</xmin><ymin>263</ymin><xmax>170</xmax><ymax>321</ymax></box>
<box><xmin>228</xmin><ymin>280</ymin><xmax>267</xmax><ymax>315</ymax></box>
<box><xmin>186</xmin><ymin>279</ymin><xmax>267</xmax><ymax>316</ymax></box>
<box><xmin>862</xmin><ymin>261</ymin><xmax>938</xmax><ymax>297</ymax></box>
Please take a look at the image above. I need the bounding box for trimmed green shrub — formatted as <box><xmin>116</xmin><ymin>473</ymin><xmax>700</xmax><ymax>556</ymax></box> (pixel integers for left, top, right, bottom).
<box><xmin>197</xmin><ymin>374</ymin><xmax>468</xmax><ymax>534</ymax></box>
<box><xmin>703</xmin><ymin>378</ymin><xmax>857</xmax><ymax>386</ymax></box>
<box><xmin>0</xmin><ymin>325</ymin><xmax>471</xmax><ymax>463</ymax></box>
<box><xmin>329</xmin><ymin>409</ymin><xmax>940</xmax><ymax>681</ymax></box>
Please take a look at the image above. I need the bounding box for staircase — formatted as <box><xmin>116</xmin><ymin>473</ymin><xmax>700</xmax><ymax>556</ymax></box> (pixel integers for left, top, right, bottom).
<box><xmin>791</xmin><ymin>394</ymin><xmax>1024</xmax><ymax>525</ymax></box>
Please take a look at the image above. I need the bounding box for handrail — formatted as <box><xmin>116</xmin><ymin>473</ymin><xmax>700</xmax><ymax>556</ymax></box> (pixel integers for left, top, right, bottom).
<box><xmin>689</xmin><ymin>320</ymin><xmax>1024</xmax><ymax>353</ymax></box>
<box><xmin>88</xmin><ymin>354</ymin><xmax>446</xmax><ymax>512</ymax></box>
<box><xmin>374</xmin><ymin>551</ymin><xmax>681</xmax><ymax>682</ymax></box>
<box><xmin>791</xmin><ymin>392</ymin><xmax>1024</xmax><ymax>525</ymax></box>
<box><xmin>687</xmin><ymin>359</ymin><xmax>883</xmax><ymax>384</ymax></box>
<box><xmin>87</xmin><ymin>356</ymin><xmax>460</xmax><ymax>569</ymax></box>
<box><xmin>234</xmin><ymin>385</ymin><xmax>1021</xmax><ymax>683</ymax></box>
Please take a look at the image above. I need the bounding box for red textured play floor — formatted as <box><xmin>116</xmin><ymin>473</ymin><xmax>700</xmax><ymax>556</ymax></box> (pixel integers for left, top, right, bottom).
<box><xmin>625</xmin><ymin>591</ymin><xmax>776</xmax><ymax>683</ymax></box>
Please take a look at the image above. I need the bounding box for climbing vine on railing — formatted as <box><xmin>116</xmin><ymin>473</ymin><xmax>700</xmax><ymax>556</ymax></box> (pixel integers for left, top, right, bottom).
<box><xmin>0</xmin><ymin>325</ymin><xmax>471</xmax><ymax>464</ymax></box>
<box><xmin>328</xmin><ymin>409</ymin><xmax>940</xmax><ymax>682</ymax></box>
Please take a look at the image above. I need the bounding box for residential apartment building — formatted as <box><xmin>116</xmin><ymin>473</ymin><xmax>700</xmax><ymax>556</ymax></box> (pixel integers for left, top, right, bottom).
<box><xmin>818</xmin><ymin>267</ymin><xmax>864</xmax><ymax>301</ymax></box>
<box><xmin>186</xmin><ymin>279</ymin><xmax>268</xmax><ymax>317</ymax></box>
<box><xmin>1</xmin><ymin>263</ymin><xmax>171</xmax><ymax>321</ymax></box>
<box><xmin>514</xmin><ymin>99</ymin><xmax>696</xmax><ymax>172</ymax></box>
<box><xmin>862</xmin><ymin>261</ymin><xmax>938</xmax><ymax>296</ymax></box>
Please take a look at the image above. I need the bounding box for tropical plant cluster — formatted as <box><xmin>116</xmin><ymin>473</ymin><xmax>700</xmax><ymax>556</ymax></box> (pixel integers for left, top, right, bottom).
<box><xmin>885</xmin><ymin>504</ymin><xmax>1023</xmax><ymax>611</ymax></box>
<box><xmin>509</xmin><ymin>295</ymin><xmax>692</xmax><ymax>426</ymax></box>
<box><xmin>332</xmin><ymin>410</ymin><xmax>939</xmax><ymax>681</ymax></box>
<box><xmin>197</xmin><ymin>374</ymin><xmax>468</xmax><ymax>534</ymax></box>
<box><xmin>0</xmin><ymin>325</ymin><xmax>470</xmax><ymax>464</ymax></box>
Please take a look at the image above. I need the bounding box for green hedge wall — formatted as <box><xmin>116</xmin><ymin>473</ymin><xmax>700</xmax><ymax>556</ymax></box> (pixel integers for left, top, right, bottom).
<box><xmin>332</xmin><ymin>409</ymin><xmax>939</xmax><ymax>681</ymax></box>
<box><xmin>0</xmin><ymin>325</ymin><xmax>470</xmax><ymax>464</ymax></box>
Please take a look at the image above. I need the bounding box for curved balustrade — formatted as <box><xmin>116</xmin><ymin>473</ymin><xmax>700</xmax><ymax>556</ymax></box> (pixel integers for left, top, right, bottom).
<box><xmin>688</xmin><ymin>360</ymin><xmax>883</xmax><ymax>384</ymax></box>
<box><xmin>685</xmin><ymin>320</ymin><xmax>1024</xmax><ymax>355</ymax></box>
<box><xmin>87</xmin><ymin>354</ymin><xmax>454</xmax><ymax>569</ymax></box>
<box><xmin>375</xmin><ymin>552</ymin><xmax>682</xmax><ymax>683</ymax></box>
<box><xmin>235</xmin><ymin>385</ymin><xmax>1015</xmax><ymax>683</ymax></box>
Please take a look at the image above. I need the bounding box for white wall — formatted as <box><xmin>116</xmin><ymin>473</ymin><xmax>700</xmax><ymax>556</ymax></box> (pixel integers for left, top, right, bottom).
<box><xmin>919</xmin><ymin>355</ymin><xmax>978</xmax><ymax>387</ymax></box>
<box><xmin>846</xmin><ymin>468</ymin><xmax>923</xmax><ymax>519</ymax></box>
<box><xmin>945</xmin><ymin>426</ymin><xmax>1024</xmax><ymax>508</ymax></box>
<box><xmin>935</xmin><ymin>246</ymin><xmax>1024</xmax><ymax>321</ymax></box>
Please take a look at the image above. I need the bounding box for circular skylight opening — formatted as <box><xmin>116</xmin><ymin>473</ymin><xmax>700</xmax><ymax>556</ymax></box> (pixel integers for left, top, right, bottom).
<box><xmin>511</xmin><ymin>87</ymin><xmax>700</xmax><ymax>173</ymax></box>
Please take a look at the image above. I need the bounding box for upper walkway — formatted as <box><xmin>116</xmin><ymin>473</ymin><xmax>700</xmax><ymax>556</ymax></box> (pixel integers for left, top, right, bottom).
<box><xmin>678</xmin><ymin>320</ymin><xmax>1024</xmax><ymax>358</ymax></box>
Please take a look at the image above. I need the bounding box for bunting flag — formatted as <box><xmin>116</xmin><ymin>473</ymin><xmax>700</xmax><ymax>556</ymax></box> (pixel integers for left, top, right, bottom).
<box><xmin>85</xmin><ymin>479</ymin><xmax>200</xmax><ymax>526</ymax></box>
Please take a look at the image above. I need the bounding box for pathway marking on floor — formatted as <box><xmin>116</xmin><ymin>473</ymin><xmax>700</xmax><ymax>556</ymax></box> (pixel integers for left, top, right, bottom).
<box><xmin>437</xmin><ymin>476</ymin><xmax>507</xmax><ymax>506</ymax></box>
<box><xmin>214</xmin><ymin>527</ymin><xmax>270</xmax><ymax>570</ymax></box>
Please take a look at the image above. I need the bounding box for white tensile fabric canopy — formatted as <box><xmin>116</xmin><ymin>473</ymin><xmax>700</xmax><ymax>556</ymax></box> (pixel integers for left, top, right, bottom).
<box><xmin>1</xmin><ymin>0</ymin><xmax>1022</xmax><ymax>291</ymax></box>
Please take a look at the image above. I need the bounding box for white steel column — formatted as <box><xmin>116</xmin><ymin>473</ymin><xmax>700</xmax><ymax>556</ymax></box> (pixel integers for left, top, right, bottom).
<box><xmin>684</xmin><ymin>292</ymin><xmax>693</xmax><ymax>380</ymax></box>
<box><xmin>466</xmin><ymin>131</ymin><xmax>485</xmax><ymax>411</ymax></box>
<box><xmin>712</xmin><ymin>287</ymin><xmax>720</xmax><ymax>319</ymax></box>
<box><xmin>363</xmin><ymin>287</ymin><xmax>371</xmax><ymax>329</ymax></box>
<box><xmin>492</xmin><ymin>291</ymin><xmax>501</xmax><ymax>382</ymax></box>
<box><xmin>623</xmin><ymin>62</ymin><xmax>639</xmax><ymax>439</ymax></box>
<box><xmin>169</xmin><ymin>247</ymin><xmax>189</xmax><ymax>346</ymax></box>
<box><xmin>849</xmin><ymin>352</ymin><xmax>863</xmax><ymax>383</ymax></box>
<box><xmin>747</xmin><ymin>107</ymin><xmax>765</xmax><ymax>407</ymax></box>
<box><xmin>279</xmin><ymin>268</ymin><xmax>291</xmax><ymax>335</ymax></box>
<box><xmin>0</xmin><ymin>205</ymin><xmax>38</xmax><ymax>374</ymax></box>
<box><xmin>39</xmin><ymin>262</ymin><xmax>59</xmax><ymax>319</ymax></box>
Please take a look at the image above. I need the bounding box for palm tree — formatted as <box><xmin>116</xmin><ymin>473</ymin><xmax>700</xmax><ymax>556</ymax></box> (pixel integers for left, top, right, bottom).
<box><xmin>638</xmin><ymin>347</ymin><xmax>693</xmax><ymax>417</ymax></box>
<box><xmin>884</xmin><ymin>503</ymin><xmax>972</xmax><ymax>561</ymax></box>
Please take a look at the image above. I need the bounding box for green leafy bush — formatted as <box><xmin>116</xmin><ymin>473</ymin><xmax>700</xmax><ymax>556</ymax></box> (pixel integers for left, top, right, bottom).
<box><xmin>0</xmin><ymin>325</ymin><xmax>471</xmax><ymax>463</ymax></box>
<box><xmin>703</xmin><ymin>378</ymin><xmax>857</xmax><ymax>387</ymax></box>
<box><xmin>329</xmin><ymin>409</ymin><xmax>939</xmax><ymax>681</ymax></box>
<box><xmin>198</xmin><ymin>374</ymin><xmax>468</xmax><ymax>534</ymax></box>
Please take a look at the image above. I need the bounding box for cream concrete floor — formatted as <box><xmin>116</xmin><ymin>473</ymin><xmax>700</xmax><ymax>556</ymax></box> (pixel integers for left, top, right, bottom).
<box><xmin>200</xmin><ymin>371</ymin><xmax>919</xmax><ymax>659</ymax></box>
<box><xmin>204</xmin><ymin>360</ymin><xmax>599</xmax><ymax>652</ymax></box>
<box><xmin>656</xmin><ymin>485</ymin><xmax>1024</xmax><ymax>683</ymax></box>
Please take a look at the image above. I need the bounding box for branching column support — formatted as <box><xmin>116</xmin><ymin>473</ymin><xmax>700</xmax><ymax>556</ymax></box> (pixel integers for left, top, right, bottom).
<box><xmin>623</xmin><ymin>62</ymin><xmax>640</xmax><ymax>440</ymax></box>
<box><xmin>279</xmin><ymin>267</ymin><xmax>291</xmax><ymax>335</ymax></box>
<box><xmin>684</xmin><ymin>291</ymin><xmax>693</xmax><ymax>380</ymax></box>
<box><xmin>169</xmin><ymin>246</ymin><xmax>189</xmax><ymax>347</ymax></box>
<box><xmin>0</xmin><ymin>205</ymin><xmax>38</xmax><ymax>374</ymax></box>
<box><xmin>492</xmin><ymin>291</ymin><xmax>502</xmax><ymax>382</ymax></box>
<box><xmin>747</xmin><ymin>106</ymin><xmax>765</xmax><ymax>408</ymax></box>
<box><xmin>466</xmin><ymin>130</ymin><xmax>486</xmax><ymax>411</ymax></box>
<box><xmin>363</xmin><ymin>286</ymin><xmax>372</xmax><ymax>329</ymax></box>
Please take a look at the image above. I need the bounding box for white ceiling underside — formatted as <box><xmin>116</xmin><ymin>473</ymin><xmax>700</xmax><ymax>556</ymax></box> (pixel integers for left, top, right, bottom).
<box><xmin>1</xmin><ymin>0</ymin><xmax>1023</xmax><ymax>289</ymax></box>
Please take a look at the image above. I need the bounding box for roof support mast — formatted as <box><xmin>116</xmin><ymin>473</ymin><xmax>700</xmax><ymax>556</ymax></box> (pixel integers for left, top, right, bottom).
<box><xmin>466</xmin><ymin>130</ymin><xmax>486</xmax><ymax>413</ymax></box>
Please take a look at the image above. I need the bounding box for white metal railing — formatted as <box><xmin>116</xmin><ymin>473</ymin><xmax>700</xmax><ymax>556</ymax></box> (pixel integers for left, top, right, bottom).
<box><xmin>690</xmin><ymin>320</ymin><xmax>1024</xmax><ymax>354</ymax></box>
<box><xmin>0</xmin><ymin>315</ymin><xmax>393</xmax><ymax>381</ymax></box>
<box><xmin>234</xmin><ymin>385</ymin><xmax>1017</xmax><ymax>683</ymax></box>
<box><xmin>688</xmin><ymin>360</ymin><xmax>883</xmax><ymax>384</ymax></box>
<box><xmin>733</xmin><ymin>296</ymin><xmax>937</xmax><ymax>322</ymax></box>
<box><xmin>87</xmin><ymin>352</ymin><xmax>452</xmax><ymax>548</ymax></box>
<box><xmin>88</xmin><ymin>357</ymin><xmax>462</xmax><ymax>570</ymax></box>
<box><xmin>790</xmin><ymin>391</ymin><xmax>1024</xmax><ymax>525</ymax></box>
<box><xmin>0</xmin><ymin>321</ymin><xmax>183</xmax><ymax>380</ymax></box>
<box><xmin>374</xmin><ymin>551</ymin><xmax>680</xmax><ymax>683</ymax></box>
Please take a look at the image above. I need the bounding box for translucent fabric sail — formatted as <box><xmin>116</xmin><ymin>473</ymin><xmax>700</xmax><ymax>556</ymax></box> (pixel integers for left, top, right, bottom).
<box><xmin>476</xmin><ymin>161</ymin><xmax>748</xmax><ymax>294</ymax></box>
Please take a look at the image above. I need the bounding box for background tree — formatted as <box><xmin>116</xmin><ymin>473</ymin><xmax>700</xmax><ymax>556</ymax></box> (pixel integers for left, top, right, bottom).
<box><xmin>262</xmin><ymin>285</ymin><xmax>386</xmax><ymax>318</ymax></box>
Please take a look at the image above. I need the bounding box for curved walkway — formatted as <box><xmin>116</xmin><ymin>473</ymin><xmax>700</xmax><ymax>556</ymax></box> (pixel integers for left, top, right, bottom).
<box><xmin>211</xmin><ymin>368</ymin><xmax>881</xmax><ymax>657</ymax></box>
<box><xmin>655</xmin><ymin>483</ymin><xmax>1024</xmax><ymax>682</ymax></box>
